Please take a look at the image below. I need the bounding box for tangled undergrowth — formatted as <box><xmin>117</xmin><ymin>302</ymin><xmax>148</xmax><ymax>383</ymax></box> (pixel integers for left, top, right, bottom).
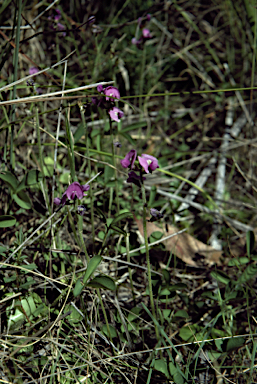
<box><xmin>1</xmin><ymin>1</ymin><xmax>257</xmax><ymax>383</ymax></box>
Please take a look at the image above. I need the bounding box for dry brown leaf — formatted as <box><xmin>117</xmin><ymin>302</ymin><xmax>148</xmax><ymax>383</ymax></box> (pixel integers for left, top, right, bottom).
<box><xmin>135</xmin><ymin>218</ymin><xmax>222</xmax><ymax>266</ymax></box>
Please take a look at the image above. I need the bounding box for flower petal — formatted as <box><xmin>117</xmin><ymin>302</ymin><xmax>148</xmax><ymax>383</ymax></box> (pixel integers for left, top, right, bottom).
<box><xmin>120</xmin><ymin>149</ymin><xmax>137</xmax><ymax>169</ymax></box>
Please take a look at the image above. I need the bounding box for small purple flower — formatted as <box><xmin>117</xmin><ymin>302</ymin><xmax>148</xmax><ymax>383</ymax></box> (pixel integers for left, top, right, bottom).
<box><xmin>132</xmin><ymin>37</ymin><xmax>140</xmax><ymax>45</ymax></box>
<box><xmin>57</xmin><ymin>22</ymin><xmax>66</xmax><ymax>36</ymax></box>
<box><xmin>120</xmin><ymin>150</ymin><xmax>137</xmax><ymax>169</ymax></box>
<box><xmin>138</xmin><ymin>17</ymin><xmax>142</xmax><ymax>25</ymax></box>
<box><xmin>150</xmin><ymin>208</ymin><xmax>163</xmax><ymax>220</ymax></box>
<box><xmin>54</xmin><ymin>182</ymin><xmax>90</xmax><ymax>206</ymax></box>
<box><xmin>29</xmin><ymin>67</ymin><xmax>39</xmax><ymax>76</ymax></box>
<box><xmin>108</xmin><ymin>107</ymin><xmax>124</xmax><ymax>122</ymax></box>
<box><xmin>54</xmin><ymin>9</ymin><xmax>62</xmax><ymax>21</ymax></box>
<box><xmin>147</xmin><ymin>14</ymin><xmax>151</xmax><ymax>21</ymax></box>
<box><xmin>138</xmin><ymin>154</ymin><xmax>159</xmax><ymax>173</ymax></box>
<box><xmin>104</xmin><ymin>86</ymin><xmax>120</xmax><ymax>101</ymax></box>
<box><xmin>142</xmin><ymin>28</ymin><xmax>151</xmax><ymax>38</ymax></box>
<box><xmin>97</xmin><ymin>84</ymin><xmax>104</xmax><ymax>92</ymax></box>
<box><xmin>127</xmin><ymin>171</ymin><xmax>145</xmax><ymax>187</ymax></box>
<box><xmin>77</xmin><ymin>205</ymin><xmax>87</xmax><ymax>216</ymax></box>
<box><xmin>88</xmin><ymin>15</ymin><xmax>96</xmax><ymax>24</ymax></box>
<box><xmin>113</xmin><ymin>141</ymin><xmax>122</xmax><ymax>148</ymax></box>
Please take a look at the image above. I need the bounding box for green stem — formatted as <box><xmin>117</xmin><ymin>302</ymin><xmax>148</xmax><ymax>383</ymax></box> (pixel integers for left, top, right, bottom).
<box><xmin>97</xmin><ymin>288</ymin><xmax>115</xmax><ymax>353</ymax></box>
<box><xmin>141</xmin><ymin>178</ymin><xmax>159</xmax><ymax>340</ymax></box>
<box><xmin>109</xmin><ymin>116</ymin><xmax>120</xmax><ymax>212</ymax></box>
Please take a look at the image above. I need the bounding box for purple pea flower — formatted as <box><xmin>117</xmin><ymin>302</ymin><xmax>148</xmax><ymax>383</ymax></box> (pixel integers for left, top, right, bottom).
<box><xmin>108</xmin><ymin>107</ymin><xmax>124</xmax><ymax>122</ymax></box>
<box><xmin>150</xmin><ymin>208</ymin><xmax>163</xmax><ymax>220</ymax></box>
<box><xmin>97</xmin><ymin>84</ymin><xmax>104</xmax><ymax>92</ymax></box>
<box><xmin>29</xmin><ymin>67</ymin><xmax>39</xmax><ymax>76</ymax></box>
<box><xmin>138</xmin><ymin>154</ymin><xmax>159</xmax><ymax>173</ymax></box>
<box><xmin>57</xmin><ymin>22</ymin><xmax>66</xmax><ymax>36</ymax></box>
<box><xmin>142</xmin><ymin>28</ymin><xmax>151</xmax><ymax>38</ymax></box>
<box><xmin>54</xmin><ymin>182</ymin><xmax>90</xmax><ymax>206</ymax></box>
<box><xmin>104</xmin><ymin>86</ymin><xmax>120</xmax><ymax>101</ymax></box>
<box><xmin>132</xmin><ymin>37</ymin><xmax>140</xmax><ymax>45</ymax></box>
<box><xmin>54</xmin><ymin>9</ymin><xmax>62</xmax><ymax>21</ymax></box>
<box><xmin>120</xmin><ymin>149</ymin><xmax>137</xmax><ymax>169</ymax></box>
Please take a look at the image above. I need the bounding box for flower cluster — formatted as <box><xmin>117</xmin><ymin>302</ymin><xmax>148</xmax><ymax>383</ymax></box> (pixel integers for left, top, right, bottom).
<box><xmin>54</xmin><ymin>182</ymin><xmax>90</xmax><ymax>207</ymax></box>
<box><xmin>48</xmin><ymin>8</ymin><xmax>66</xmax><ymax>36</ymax></box>
<box><xmin>120</xmin><ymin>149</ymin><xmax>159</xmax><ymax>187</ymax></box>
<box><xmin>92</xmin><ymin>85</ymin><xmax>124</xmax><ymax>122</ymax></box>
<box><xmin>120</xmin><ymin>149</ymin><xmax>159</xmax><ymax>174</ymax></box>
<box><xmin>132</xmin><ymin>14</ymin><xmax>152</xmax><ymax>47</ymax></box>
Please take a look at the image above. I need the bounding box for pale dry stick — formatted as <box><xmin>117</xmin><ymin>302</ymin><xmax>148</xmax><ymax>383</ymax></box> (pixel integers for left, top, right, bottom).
<box><xmin>30</xmin><ymin>0</ymin><xmax>60</xmax><ymax>24</ymax></box>
<box><xmin>210</xmin><ymin>97</ymin><xmax>235</xmax><ymax>250</ymax></box>
<box><xmin>0</xmin><ymin>81</ymin><xmax>114</xmax><ymax>107</ymax></box>
<box><xmin>0</xmin><ymin>51</ymin><xmax>75</xmax><ymax>93</ymax></box>
<box><xmin>144</xmin><ymin>185</ymin><xmax>253</xmax><ymax>233</ymax></box>
<box><xmin>223</xmin><ymin>63</ymin><xmax>253</xmax><ymax>126</ymax></box>
<box><xmin>174</xmin><ymin>156</ymin><xmax>217</xmax><ymax>222</ymax></box>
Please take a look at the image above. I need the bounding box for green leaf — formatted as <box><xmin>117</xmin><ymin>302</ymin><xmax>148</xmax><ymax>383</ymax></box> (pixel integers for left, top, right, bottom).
<box><xmin>238</xmin><ymin>263</ymin><xmax>257</xmax><ymax>284</ymax></box>
<box><xmin>179</xmin><ymin>326</ymin><xmax>194</xmax><ymax>341</ymax></box>
<box><xmin>246</xmin><ymin>230</ymin><xmax>255</xmax><ymax>258</ymax></box>
<box><xmin>174</xmin><ymin>310</ymin><xmax>189</xmax><ymax>318</ymax></box>
<box><xmin>0</xmin><ymin>215</ymin><xmax>16</xmax><ymax>228</ymax></box>
<box><xmin>169</xmin><ymin>362</ymin><xmax>184</xmax><ymax>384</ymax></box>
<box><xmin>83</xmin><ymin>255</ymin><xmax>102</xmax><ymax>284</ymax></box>
<box><xmin>162</xmin><ymin>309</ymin><xmax>172</xmax><ymax>320</ymax></box>
<box><xmin>109</xmin><ymin>224</ymin><xmax>127</xmax><ymax>236</ymax></box>
<box><xmin>17</xmin><ymin>169</ymin><xmax>43</xmax><ymax>192</ymax></box>
<box><xmin>228</xmin><ymin>257</ymin><xmax>249</xmax><ymax>266</ymax></box>
<box><xmin>211</xmin><ymin>270</ymin><xmax>230</xmax><ymax>285</ymax></box>
<box><xmin>102</xmin><ymin>324</ymin><xmax>118</xmax><ymax>338</ymax></box>
<box><xmin>73</xmin><ymin>122</ymin><xmax>85</xmax><ymax>143</ymax></box>
<box><xmin>154</xmin><ymin>359</ymin><xmax>169</xmax><ymax>378</ymax></box>
<box><xmin>21</xmin><ymin>263</ymin><xmax>37</xmax><ymax>272</ymax></box>
<box><xmin>149</xmin><ymin>231</ymin><xmax>163</xmax><ymax>241</ymax></box>
<box><xmin>13</xmin><ymin>191</ymin><xmax>31</xmax><ymax>209</ymax></box>
<box><xmin>226</xmin><ymin>337</ymin><xmax>245</xmax><ymax>352</ymax></box>
<box><xmin>0</xmin><ymin>171</ymin><xmax>18</xmax><ymax>190</ymax></box>
<box><xmin>73</xmin><ymin>280</ymin><xmax>84</xmax><ymax>297</ymax></box>
<box><xmin>111</xmin><ymin>211</ymin><xmax>133</xmax><ymax>225</ymax></box>
<box><xmin>87</xmin><ymin>276</ymin><xmax>116</xmax><ymax>291</ymax></box>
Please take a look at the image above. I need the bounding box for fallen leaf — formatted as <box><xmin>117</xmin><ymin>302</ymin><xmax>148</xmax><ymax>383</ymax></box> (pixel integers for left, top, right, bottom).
<box><xmin>134</xmin><ymin>217</ymin><xmax>222</xmax><ymax>266</ymax></box>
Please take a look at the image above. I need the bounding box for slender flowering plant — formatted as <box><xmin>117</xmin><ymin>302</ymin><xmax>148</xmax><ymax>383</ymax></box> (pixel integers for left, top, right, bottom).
<box><xmin>54</xmin><ymin>182</ymin><xmax>90</xmax><ymax>206</ymax></box>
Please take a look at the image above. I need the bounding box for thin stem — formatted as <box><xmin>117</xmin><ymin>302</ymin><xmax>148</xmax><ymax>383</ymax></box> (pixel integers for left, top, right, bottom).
<box><xmin>109</xmin><ymin>116</ymin><xmax>120</xmax><ymax>212</ymax></box>
<box><xmin>141</xmin><ymin>177</ymin><xmax>159</xmax><ymax>340</ymax></box>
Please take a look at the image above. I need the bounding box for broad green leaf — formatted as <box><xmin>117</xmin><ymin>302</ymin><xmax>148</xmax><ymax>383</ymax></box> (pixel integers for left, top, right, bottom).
<box><xmin>226</xmin><ymin>337</ymin><xmax>245</xmax><ymax>352</ymax></box>
<box><xmin>169</xmin><ymin>362</ymin><xmax>184</xmax><ymax>384</ymax></box>
<box><xmin>0</xmin><ymin>215</ymin><xmax>16</xmax><ymax>228</ymax></box>
<box><xmin>120</xmin><ymin>121</ymin><xmax>147</xmax><ymax>133</ymax></box>
<box><xmin>87</xmin><ymin>276</ymin><xmax>116</xmax><ymax>291</ymax></box>
<box><xmin>228</xmin><ymin>257</ymin><xmax>249</xmax><ymax>266</ymax></box>
<box><xmin>174</xmin><ymin>310</ymin><xmax>189</xmax><ymax>318</ymax></box>
<box><xmin>169</xmin><ymin>283</ymin><xmax>187</xmax><ymax>291</ymax></box>
<box><xmin>17</xmin><ymin>169</ymin><xmax>43</xmax><ymax>192</ymax></box>
<box><xmin>111</xmin><ymin>211</ymin><xmax>133</xmax><ymax>225</ymax></box>
<box><xmin>73</xmin><ymin>280</ymin><xmax>84</xmax><ymax>297</ymax></box>
<box><xmin>149</xmin><ymin>231</ymin><xmax>163</xmax><ymax>241</ymax></box>
<box><xmin>154</xmin><ymin>359</ymin><xmax>169</xmax><ymax>378</ymax></box>
<box><xmin>83</xmin><ymin>255</ymin><xmax>102</xmax><ymax>284</ymax></box>
<box><xmin>162</xmin><ymin>309</ymin><xmax>172</xmax><ymax>320</ymax></box>
<box><xmin>102</xmin><ymin>324</ymin><xmax>118</xmax><ymax>338</ymax></box>
<box><xmin>21</xmin><ymin>263</ymin><xmax>37</xmax><ymax>272</ymax></box>
<box><xmin>0</xmin><ymin>171</ymin><xmax>18</xmax><ymax>190</ymax></box>
<box><xmin>13</xmin><ymin>191</ymin><xmax>31</xmax><ymax>209</ymax></box>
<box><xmin>179</xmin><ymin>326</ymin><xmax>194</xmax><ymax>341</ymax></box>
<box><xmin>238</xmin><ymin>263</ymin><xmax>257</xmax><ymax>284</ymax></box>
<box><xmin>73</xmin><ymin>122</ymin><xmax>85</xmax><ymax>143</ymax></box>
<box><xmin>211</xmin><ymin>270</ymin><xmax>230</xmax><ymax>285</ymax></box>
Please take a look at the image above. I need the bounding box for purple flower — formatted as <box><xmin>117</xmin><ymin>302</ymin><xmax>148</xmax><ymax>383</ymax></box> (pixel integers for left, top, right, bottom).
<box><xmin>113</xmin><ymin>141</ymin><xmax>122</xmax><ymax>148</ymax></box>
<box><xmin>132</xmin><ymin>37</ymin><xmax>140</xmax><ymax>45</ymax></box>
<box><xmin>57</xmin><ymin>23</ymin><xmax>66</xmax><ymax>36</ymax></box>
<box><xmin>104</xmin><ymin>86</ymin><xmax>120</xmax><ymax>101</ymax></box>
<box><xmin>142</xmin><ymin>28</ymin><xmax>151</xmax><ymax>38</ymax></box>
<box><xmin>97</xmin><ymin>84</ymin><xmax>104</xmax><ymax>92</ymax></box>
<box><xmin>150</xmin><ymin>208</ymin><xmax>163</xmax><ymax>220</ymax></box>
<box><xmin>127</xmin><ymin>171</ymin><xmax>145</xmax><ymax>187</ymax></box>
<box><xmin>54</xmin><ymin>182</ymin><xmax>90</xmax><ymax>206</ymax></box>
<box><xmin>138</xmin><ymin>154</ymin><xmax>159</xmax><ymax>173</ymax></box>
<box><xmin>108</xmin><ymin>107</ymin><xmax>124</xmax><ymax>122</ymax></box>
<box><xmin>147</xmin><ymin>14</ymin><xmax>151</xmax><ymax>21</ymax></box>
<box><xmin>120</xmin><ymin>150</ymin><xmax>137</xmax><ymax>169</ymax></box>
<box><xmin>29</xmin><ymin>67</ymin><xmax>39</xmax><ymax>76</ymax></box>
<box><xmin>77</xmin><ymin>205</ymin><xmax>87</xmax><ymax>216</ymax></box>
<box><xmin>54</xmin><ymin>9</ymin><xmax>62</xmax><ymax>21</ymax></box>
